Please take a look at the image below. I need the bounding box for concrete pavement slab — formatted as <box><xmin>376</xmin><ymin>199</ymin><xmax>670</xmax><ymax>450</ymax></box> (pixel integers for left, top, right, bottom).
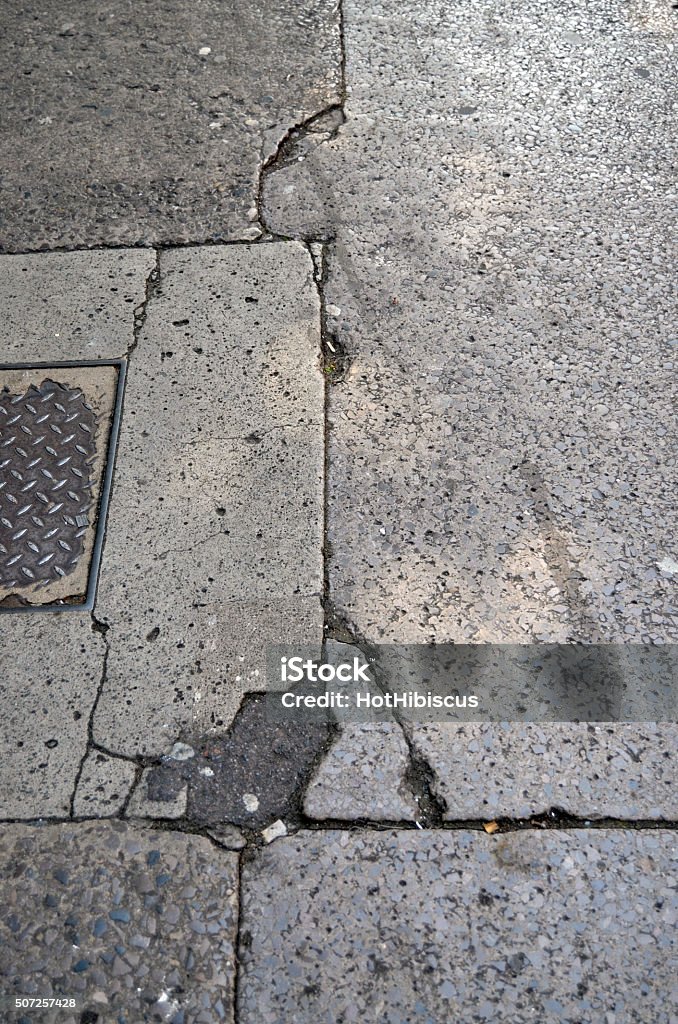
<box><xmin>0</xmin><ymin>249</ymin><xmax>156</xmax><ymax>360</ymax></box>
<box><xmin>0</xmin><ymin>250</ymin><xmax>150</xmax><ymax>819</ymax></box>
<box><xmin>0</xmin><ymin>0</ymin><xmax>341</xmax><ymax>251</ymax></box>
<box><xmin>0</xmin><ymin>821</ymin><xmax>238</xmax><ymax>1023</ymax></box>
<box><xmin>263</xmin><ymin>0</ymin><xmax>677</xmax><ymax>646</ymax></box>
<box><xmin>300</xmin><ymin>638</ymin><xmax>419</xmax><ymax>822</ymax></box>
<box><xmin>94</xmin><ymin>242</ymin><xmax>324</xmax><ymax>755</ymax></box>
<box><xmin>303</xmin><ymin>723</ymin><xmax>419</xmax><ymax>821</ymax></box>
<box><xmin>262</xmin><ymin>0</ymin><xmax>677</xmax><ymax>823</ymax></box>
<box><xmin>1</xmin><ymin>243</ymin><xmax>324</xmax><ymax>816</ymax></box>
<box><xmin>239</xmin><ymin>828</ymin><xmax>678</xmax><ymax>1024</ymax></box>
<box><xmin>0</xmin><ymin>616</ymin><xmax>104</xmax><ymax>819</ymax></box>
<box><xmin>411</xmin><ymin>722</ymin><xmax>677</xmax><ymax>820</ymax></box>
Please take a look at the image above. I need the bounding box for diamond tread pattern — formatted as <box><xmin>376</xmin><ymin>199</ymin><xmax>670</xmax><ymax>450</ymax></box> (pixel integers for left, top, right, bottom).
<box><xmin>0</xmin><ymin>379</ymin><xmax>97</xmax><ymax>590</ymax></box>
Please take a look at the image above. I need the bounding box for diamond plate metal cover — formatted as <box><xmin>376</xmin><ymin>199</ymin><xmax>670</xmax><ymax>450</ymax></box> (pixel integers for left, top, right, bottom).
<box><xmin>0</xmin><ymin>363</ymin><xmax>122</xmax><ymax>610</ymax></box>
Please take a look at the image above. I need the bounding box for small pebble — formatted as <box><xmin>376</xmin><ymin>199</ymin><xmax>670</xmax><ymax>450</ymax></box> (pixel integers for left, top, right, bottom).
<box><xmin>262</xmin><ymin>819</ymin><xmax>287</xmax><ymax>844</ymax></box>
<box><xmin>167</xmin><ymin>742</ymin><xmax>195</xmax><ymax>761</ymax></box>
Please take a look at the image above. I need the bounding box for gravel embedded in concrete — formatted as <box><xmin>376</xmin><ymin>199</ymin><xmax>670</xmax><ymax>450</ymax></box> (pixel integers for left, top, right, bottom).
<box><xmin>304</xmin><ymin>724</ymin><xmax>419</xmax><ymax>821</ymax></box>
<box><xmin>0</xmin><ymin>821</ymin><xmax>238</xmax><ymax>1023</ymax></box>
<box><xmin>411</xmin><ymin>721</ymin><xmax>678</xmax><ymax>820</ymax></box>
<box><xmin>0</xmin><ymin>0</ymin><xmax>341</xmax><ymax>250</ymax></box>
<box><xmin>239</xmin><ymin>828</ymin><xmax>678</xmax><ymax>1023</ymax></box>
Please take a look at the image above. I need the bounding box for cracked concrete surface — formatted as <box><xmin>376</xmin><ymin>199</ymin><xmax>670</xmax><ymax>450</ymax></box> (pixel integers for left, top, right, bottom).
<box><xmin>259</xmin><ymin>0</ymin><xmax>678</xmax><ymax>830</ymax></box>
<box><xmin>411</xmin><ymin>721</ymin><xmax>678</xmax><ymax>821</ymax></box>
<box><xmin>0</xmin><ymin>0</ymin><xmax>342</xmax><ymax>251</ymax></box>
<box><xmin>263</xmin><ymin>0</ymin><xmax>677</xmax><ymax>646</ymax></box>
<box><xmin>93</xmin><ymin>242</ymin><xmax>324</xmax><ymax>756</ymax></box>
<box><xmin>0</xmin><ymin>616</ymin><xmax>105</xmax><ymax>818</ymax></box>
<box><xmin>0</xmin><ymin>242</ymin><xmax>324</xmax><ymax>814</ymax></box>
<box><xmin>0</xmin><ymin>250</ymin><xmax>156</xmax><ymax>358</ymax></box>
<box><xmin>72</xmin><ymin>750</ymin><xmax>137</xmax><ymax>818</ymax></box>
<box><xmin>0</xmin><ymin>0</ymin><xmax>676</xmax><ymax>1021</ymax></box>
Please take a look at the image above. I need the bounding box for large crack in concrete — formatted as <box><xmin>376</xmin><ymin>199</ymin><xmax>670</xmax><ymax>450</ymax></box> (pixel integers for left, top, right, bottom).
<box><xmin>257</xmin><ymin>105</ymin><xmax>346</xmax><ymax>242</ymax></box>
<box><xmin>129</xmin><ymin>250</ymin><xmax>161</xmax><ymax>355</ymax></box>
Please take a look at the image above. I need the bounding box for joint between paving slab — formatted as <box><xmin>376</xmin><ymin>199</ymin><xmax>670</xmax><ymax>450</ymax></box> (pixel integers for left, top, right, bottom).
<box><xmin>337</xmin><ymin>0</ymin><xmax>348</xmax><ymax>106</ymax></box>
<box><xmin>308</xmin><ymin>241</ymin><xmax>333</xmax><ymax>634</ymax></box>
<box><xmin>3</xmin><ymin>814</ymin><xmax>678</xmax><ymax>833</ymax></box>
<box><xmin>305</xmin><ymin>244</ymin><xmax>353</xmax><ymax>667</ymax></box>
<box><xmin>232</xmin><ymin>849</ymin><xmax>246</xmax><ymax>1024</ymax></box>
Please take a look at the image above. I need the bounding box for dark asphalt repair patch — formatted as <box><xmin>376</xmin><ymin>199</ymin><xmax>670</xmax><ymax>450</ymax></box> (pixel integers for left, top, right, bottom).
<box><xmin>147</xmin><ymin>695</ymin><xmax>333</xmax><ymax>829</ymax></box>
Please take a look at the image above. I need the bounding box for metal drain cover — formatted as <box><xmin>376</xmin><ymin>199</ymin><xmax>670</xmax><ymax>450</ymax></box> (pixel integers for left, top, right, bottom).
<box><xmin>0</xmin><ymin>362</ymin><xmax>123</xmax><ymax>611</ymax></box>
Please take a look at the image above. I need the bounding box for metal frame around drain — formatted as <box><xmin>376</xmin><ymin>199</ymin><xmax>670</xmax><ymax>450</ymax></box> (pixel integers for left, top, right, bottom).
<box><xmin>0</xmin><ymin>358</ymin><xmax>127</xmax><ymax>614</ymax></box>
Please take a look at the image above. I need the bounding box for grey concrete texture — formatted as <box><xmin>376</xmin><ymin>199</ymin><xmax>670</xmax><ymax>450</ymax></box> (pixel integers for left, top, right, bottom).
<box><xmin>0</xmin><ymin>250</ymin><xmax>149</xmax><ymax>820</ymax></box>
<box><xmin>93</xmin><ymin>242</ymin><xmax>324</xmax><ymax>755</ymax></box>
<box><xmin>0</xmin><ymin>0</ymin><xmax>342</xmax><ymax>251</ymax></box>
<box><xmin>263</xmin><ymin>0</ymin><xmax>677</xmax><ymax>646</ymax></box>
<box><xmin>0</xmin><ymin>244</ymin><xmax>324</xmax><ymax>816</ymax></box>
<box><xmin>0</xmin><ymin>821</ymin><xmax>238</xmax><ymax>1023</ymax></box>
<box><xmin>239</xmin><ymin>828</ymin><xmax>678</xmax><ymax>1024</ymax></box>
<box><xmin>0</xmin><ymin>615</ymin><xmax>104</xmax><ymax>819</ymax></box>
<box><xmin>0</xmin><ymin>249</ymin><xmax>156</xmax><ymax>359</ymax></box>
<box><xmin>301</xmin><ymin>639</ymin><xmax>419</xmax><ymax>822</ymax></box>
<box><xmin>411</xmin><ymin>722</ymin><xmax>678</xmax><ymax>820</ymax></box>
<box><xmin>73</xmin><ymin>750</ymin><xmax>137</xmax><ymax>818</ymax></box>
<box><xmin>304</xmin><ymin>723</ymin><xmax>419</xmax><ymax>821</ymax></box>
